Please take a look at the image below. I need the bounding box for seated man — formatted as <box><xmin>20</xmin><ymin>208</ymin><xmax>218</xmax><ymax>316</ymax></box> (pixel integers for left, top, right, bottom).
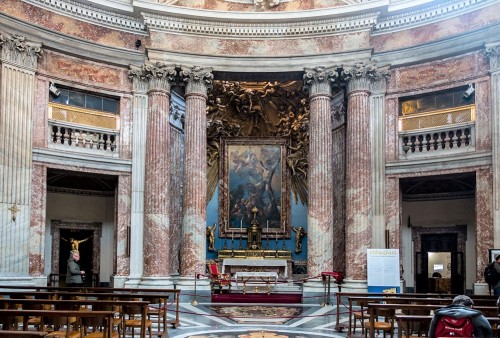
<box><xmin>428</xmin><ymin>295</ymin><xmax>492</xmax><ymax>338</ymax></box>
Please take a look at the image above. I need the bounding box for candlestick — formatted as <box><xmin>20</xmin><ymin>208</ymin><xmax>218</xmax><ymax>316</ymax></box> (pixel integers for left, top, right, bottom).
<box><xmin>240</xmin><ymin>219</ymin><xmax>243</xmax><ymax>229</ymax></box>
<box><xmin>267</xmin><ymin>220</ymin><xmax>269</xmax><ymax>232</ymax></box>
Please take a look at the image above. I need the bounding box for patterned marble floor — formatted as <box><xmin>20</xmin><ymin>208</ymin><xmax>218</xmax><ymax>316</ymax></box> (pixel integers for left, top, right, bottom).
<box><xmin>165</xmin><ymin>302</ymin><xmax>351</xmax><ymax>338</ymax></box>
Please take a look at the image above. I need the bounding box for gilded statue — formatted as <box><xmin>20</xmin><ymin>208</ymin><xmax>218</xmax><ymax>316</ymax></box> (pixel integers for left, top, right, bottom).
<box><xmin>292</xmin><ymin>226</ymin><xmax>307</xmax><ymax>253</ymax></box>
<box><xmin>206</xmin><ymin>223</ymin><xmax>217</xmax><ymax>251</ymax></box>
<box><xmin>61</xmin><ymin>236</ymin><xmax>90</xmax><ymax>252</ymax></box>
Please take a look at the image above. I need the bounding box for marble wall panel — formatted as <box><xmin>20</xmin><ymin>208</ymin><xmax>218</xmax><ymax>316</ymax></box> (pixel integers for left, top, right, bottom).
<box><xmin>385</xmin><ymin>97</ymin><xmax>399</xmax><ymax>162</ymax></box>
<box><xmin>38</xmin><ymin>51</ymin><xmax>130</xmax><ymax>91</ymax></box>
<box><xmin>149</xmin><ymin>31</ymin><xmax>369</xmax><ymax>57</ymax></box>
<box><xmin>169</xmin><ymin>127</ymin><xmax>184</xmax><ymax>275</ymax></box>
<box><xmin>476</xmin><ymin>167</ymin><xmax>493</xmax><ymax>281</ymax></box>
<box><xmin>119</xmin><ymin>96</ymin><xmax>133</xmax><ymax>160</ymax></box>
<box><xmin>474</xmin><ymin>78</ymin><xmax>492</xmax><ymax>152</ymax></box>
<box><xmin>388</xmin><ymin>51</ymin><xmax>489</xmax><ymax>93</ymax></box>
<box><xmin>116</xmin><ymin>174</ymin><xmax>131</xmax><ymax>276</ymax></box>
<box><xmin>371</xmin><ymin>3</ymin><xmax>500</xmax><ymax>52</ymax></box>
<box><xmin>1</xmin><ymin>0</ymin><xmax>143</xmax><ymax>50</ymax></box>
<box><xmin>33</xmin><ymin>77</ymin><xmax>49</xmax><ymax>149</ymax></box>
<box><xmin>29</xmin><ymin>163</ymin><xmax>47</xmax><ymax>276</ymax></box>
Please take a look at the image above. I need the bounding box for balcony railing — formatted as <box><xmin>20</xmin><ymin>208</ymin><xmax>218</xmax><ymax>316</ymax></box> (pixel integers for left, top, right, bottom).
<box><xmin>48</xmin><ymin>103</ymin><xmax>120</xmax><ymax>156</ymax></box>
<box><xmin>399</xmin><ymin>122</ymin><xmax>475</xmax><ymax>157</ymax></box>
<box><xmin>398</xmin><ymin>105</ymin><xmax>476</xmax><ymax>158</ymax></box>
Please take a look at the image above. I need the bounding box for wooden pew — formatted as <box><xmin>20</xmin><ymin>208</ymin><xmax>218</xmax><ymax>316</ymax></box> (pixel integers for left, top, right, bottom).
<box><xmin>367</xmin><ymin>303</ymin><xmax>499</xmax><ymax>338</ymax></box>
<box><xmin>0</xmin><ymin>285</ymin><xmax>181</xmax><ymax>329</ymax></box>
<box><xmin>0</xmin><ymin>297</ymin><xmax>150</xmax><ymax>338</ymax></box>
<box><xmin>334</xmin><ymin>292</ymin><xmax>455</xmax><ymax>332</ymax></box>
<box><xmin>0</xmin><ymin>310</ymin><xmax>115</xmax><ymax>338</ymax></box>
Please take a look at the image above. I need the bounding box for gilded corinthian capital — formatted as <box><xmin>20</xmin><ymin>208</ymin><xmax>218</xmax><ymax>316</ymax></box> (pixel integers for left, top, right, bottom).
<box><xmin>0</xmin><ymin>31</ymin><xmax>42</xmax><ymax>69</ymax></box>
<box><xmin>303</xmin><ymin>66</ymin><xmax>339</xmax><ymax>97</ymax></box>
<box><xmin>180</xmin><ymin>66</ymin><xmax>214</xmax><ymax>96</ymax></box>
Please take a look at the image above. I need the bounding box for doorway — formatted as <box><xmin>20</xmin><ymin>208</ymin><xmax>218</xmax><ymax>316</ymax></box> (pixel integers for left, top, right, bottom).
<box><xmin>415</xmin><ymin>232</ymin><xmax>465</xmax><ymax>294</ymax></box>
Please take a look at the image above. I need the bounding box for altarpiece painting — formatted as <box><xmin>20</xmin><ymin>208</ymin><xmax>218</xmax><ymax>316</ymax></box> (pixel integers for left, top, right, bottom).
<box><xmin>219</xmin><ymin>137</ymin><xmax>290</xmax><ymax>238</ymax></box>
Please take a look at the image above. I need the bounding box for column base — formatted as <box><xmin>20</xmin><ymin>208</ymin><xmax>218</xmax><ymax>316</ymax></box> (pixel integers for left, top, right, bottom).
<box><xmin>0</xmin><ymin>276</ymin><xmax>47</xmax><ymax>288</ymax></box>
<box><xmin>338</xmin><ymin>279</ymin><xmax>368</xmax><ymax>293</ymax></box>
<box><xmin>176</xmin><ymin>276</ymin><xmax>211</xmax><ymax>303</ymax></box>
<box><xmin>111</xmin><ymin>275</ymin><xmax>128</xmax><ymax>288</ymax></box>
<box><xmin>473</xmin><ymin>282</ymin><xmax>491</xmax><ymax>295</ymax></box>
<box><xmin>139</xmin><ymin>276</ymin><xmax>174</xmax><ymax>289</ymax></box>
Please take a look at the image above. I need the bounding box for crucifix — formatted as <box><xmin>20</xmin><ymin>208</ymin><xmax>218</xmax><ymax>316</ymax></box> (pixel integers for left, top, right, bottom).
<box><xmin>8</xmin><ymin>203</ymin><xmax>20</xmax><ymax>222</ymax></box>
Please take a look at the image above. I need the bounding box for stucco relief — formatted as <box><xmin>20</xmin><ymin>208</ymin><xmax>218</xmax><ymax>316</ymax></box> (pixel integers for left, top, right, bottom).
<box><xmin>152</xmin><ymin>0</ymin><xmax>353</xmax><ymax>10</ymax></box>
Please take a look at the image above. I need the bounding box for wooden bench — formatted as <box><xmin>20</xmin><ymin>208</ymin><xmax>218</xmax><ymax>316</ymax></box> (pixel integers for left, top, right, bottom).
<box><xmin>0</xmin><ymin>285</ymin><xmax>181</xmax><ymax>329</ymax></box>
<box><xmin>367</xmin><ymin>303</ymin><xmax>499</xmax><ymax>338</ymax></box>
<box><xmin>0</xmin><ymin>331</ymin><xmax>48</xmax><ymax>337</ymax></box>
<box><xmin>0</xmin><ymin>296</ymin><xmax>151</xmax><ymax>338</ymax></box>
<box><xmin>0</xmin><ymin>309</ymin><xmax>116</xmax><ymax>338</ymax></box>
<box><xmin>334</xmin><ymin>291</ymin><xmax>456</xmax><ymax>332</ymax></box>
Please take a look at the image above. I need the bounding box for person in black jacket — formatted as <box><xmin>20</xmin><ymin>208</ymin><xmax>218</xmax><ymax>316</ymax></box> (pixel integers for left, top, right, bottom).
<box><xmin>493</xmin><ymin>255</ymin><xmax>500</xmax><ymax>295</ymax></box>
<box><xmin>428</xmin><ymin>295</ymin><xmax>492</xmax><ymax>338</ymax></box>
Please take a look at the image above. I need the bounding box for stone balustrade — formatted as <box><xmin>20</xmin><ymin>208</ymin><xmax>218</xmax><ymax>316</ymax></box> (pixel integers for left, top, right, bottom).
<box><xmin>399</xmin><ymin>122</ymin><xmax>475</xmax><ymax>158</ymax></box>
<box><xmin>48</xmin><ymin>120</ymin><xmax>119</xmax><ymax>156</ymax></box>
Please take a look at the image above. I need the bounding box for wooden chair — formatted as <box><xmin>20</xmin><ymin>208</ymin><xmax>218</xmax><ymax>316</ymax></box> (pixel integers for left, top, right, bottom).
<box><xmin>207</xmin><ymin>261</ymin><xmax>231</xmax><ymax>294</ymax></box>
<box><xmin>353</xmin><ymin>299</ymin><xmax>369</xmax><ymax>334</ymax></box>
<box><xmin>121</xmin><ymin>304</ymin><xmax>152</xmax><ymax>338</ymax></box>
<box><xmin>80</xmin><ymin>302</ymin><xmax>121</xmax><ymax>338</ymax></box>
<box><xmin>365</xmin><ymin>307</ymin><xmax>395</xmax><ymax>338</ymax></box>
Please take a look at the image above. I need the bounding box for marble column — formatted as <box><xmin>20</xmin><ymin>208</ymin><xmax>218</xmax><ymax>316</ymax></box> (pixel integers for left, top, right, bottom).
<box><xmin>485</xmin><ymin>43</ymin><xmax>500</xmax><ymax>248</ymax></box>
<box><xmin>370</xmin><ymin>70</ymin><xmax>390</xmax><ymax>248</ymax></box>
<box><xmin>342</xmin><ymin>62</ymin><xmax>376</xmax><ymax>282</ymax></box>
<box><xmin>303</xmin><ymin>66</ymin><xmax>337</xmax><ymax>278</ymax></box>
<box><xmin>122</xmin><ymin>66</ymin><xmax>149</xmax><ymax>288</ymax></box>
<box><xmin>179</xmin><ymin>66</ymin><xmax>213</xmax><ymax>284</ymax></box>
<box><xmin>141</xmin><ymin>64</ymin><xmax>176</xmax><ymax>287</ymax></box>
<box><xmin>0</xmin><ymin>32</ymin><xmax>42</xmax><ymax>281</ymax></box>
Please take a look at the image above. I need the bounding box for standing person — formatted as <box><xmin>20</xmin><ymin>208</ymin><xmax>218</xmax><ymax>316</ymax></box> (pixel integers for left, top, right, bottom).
<box><xmin>428</xmin><ymin>295</ymin><xmax>492</xmax><ymax>338</ymax></box>
<box><xmin>66</xmin><ymin>251</ymin><xmax>85</xmax><ymax>288</ymax></box>
<box><xmin>492</xmin><ymin>255</ymin><xmax>500</xmax><ymax>295</ymax></box>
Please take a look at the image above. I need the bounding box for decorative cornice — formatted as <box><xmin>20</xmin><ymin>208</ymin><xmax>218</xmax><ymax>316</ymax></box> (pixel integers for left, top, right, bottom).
<box><xmin>0</xmin><ymin>31</ymin><xmax>42</xmax><ymax>69</ymax></box>
<box><xmin>303</xmin><ymin>66</ymin><xmax>339</xmax><ymax>97</ymax></box>
<box><xmin>373</xmin><ymin>0</ymin><xmax>494</xmax><ymax>34</ymax></box>
<box><xmin>142</xmin><ymin>12</ymin><xmax>378</xmax><ymax>38</ymax></box>
<box><xmin>22</xmin><ymin>0</ymin><xmax>146</xmax><ymax>34</ymax></box>
<box><xmin>181</xmin><ymin>66</ymin><xmax>213</xmax><ymax>96</ymax></box>
<box><xmin>485</xmin><ymin>42</ymin><xmax>500</xmax><ymax>73</ymax></box>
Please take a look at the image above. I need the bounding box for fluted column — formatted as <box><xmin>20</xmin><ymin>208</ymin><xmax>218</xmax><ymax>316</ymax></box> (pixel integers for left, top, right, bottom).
<box><xmin>486</xmin><ymin>43</ymin><xmax>500</xmax><ymax>248</ymax></box>
<box><xmin>141</xmin><ymin>64</ymin><xmax>176</xmax><ymax>287</ymax></box>
<box><xmin>122</xmin><ymin>66</ymin><xmax>149</xmax><ymax>287</ymax></box>
<box><xmin>0</xmin><ymin>32</ymin><xmax>42</xmax><ymax>279</ymax></box>
<box><xmin>180</xmin><ymin>66</ymin><xmax>213</xmax><ymax>279</ymax></box>
<box><xmin>342</xmin><ymin>62</ymin><xmax>375</xmax><ymax>281</ymax></box>
<box><xmin>303</xmin><ymin>66</ymin><xmax>337</xmax><ymax>278</ymax></box>
<box><xmin>370</xmin><ymin>69</ymin><xmax>390</xmax><ymax>248</ymax></box>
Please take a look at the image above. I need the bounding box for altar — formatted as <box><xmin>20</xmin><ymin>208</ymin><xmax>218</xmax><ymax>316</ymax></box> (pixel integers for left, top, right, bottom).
<box><xmin>222</xmin><ymin>258</ymin><xmax>290</xmax><ymax>279</ymax></box>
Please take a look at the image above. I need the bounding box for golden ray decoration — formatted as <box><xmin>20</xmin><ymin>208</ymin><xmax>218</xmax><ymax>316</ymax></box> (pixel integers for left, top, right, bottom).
<box><xmin>206</xmin><ymin>80</ymin><xmax>309</xmax><ymax>205</ymax></box>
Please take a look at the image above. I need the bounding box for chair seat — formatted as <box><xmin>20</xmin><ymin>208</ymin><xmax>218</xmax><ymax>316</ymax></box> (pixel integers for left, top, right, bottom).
<box><xmin>124</xmin><ymin>319</ymin><xmax>153</xmax><ymax>327</ymax></box>
<box><xmin>365</xmin><ymin>321</ymin><xmax>392</xmax><ymax>330</ymax></box>
<box><xmin>84</xmin><ymin>331</ymin><xmax>119</xmax><ymax>338</ymax></box>
<box><xmin>46</xmin><ymin>331</ymin><xmax>80</xmax><ymax>338</ymax></box>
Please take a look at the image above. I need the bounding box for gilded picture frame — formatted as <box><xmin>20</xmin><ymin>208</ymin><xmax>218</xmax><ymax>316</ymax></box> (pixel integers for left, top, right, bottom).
<box><xmin>219</xmin><ymin>137</ymin><xmax>290</xmax><ymax>239</ymax></box>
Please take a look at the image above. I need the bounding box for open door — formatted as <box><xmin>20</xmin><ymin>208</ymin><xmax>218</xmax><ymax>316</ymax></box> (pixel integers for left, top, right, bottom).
<box><xmin>415</xmin><ymin>252</ymin><xmax>428</xmax><ymax>293</ymax></box>
<box><xmin>451</xmin><ymin>252</ymin><xmax>464</xmax><ymax>294</ymax></box>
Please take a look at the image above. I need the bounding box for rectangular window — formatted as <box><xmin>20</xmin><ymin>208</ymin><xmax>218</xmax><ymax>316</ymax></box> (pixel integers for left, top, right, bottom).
<box><xmin>49</xmin><ymin>85</ymin><xmax>119</xmax><ymax>114</ymax></box>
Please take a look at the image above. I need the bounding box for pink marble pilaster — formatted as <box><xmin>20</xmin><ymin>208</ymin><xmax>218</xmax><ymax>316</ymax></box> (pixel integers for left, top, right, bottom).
<box><xmin>474</xmin><ymin>79</ymin><xmax>492</xmax><ymax>152</ymax></box>
<box><xmin>180</xmin><ymin>66</ymin><xmax>213</xmax><ymax>277</ymax></box>
<box><xmin>303</xmin><ymin>66</ymin><xmax>336</xmax><ymax>277</ymax></box>
<box><xmin>385</xmin><ymin>177</ymin><xmax>401</xmax><ymax>250</ymax></box>
<box><xmin>476</xmin><ymin>167</ymin><xmax>493</xmax><ymax>282</ymax></box>
<box><xmin>29</xmin><ymin>163</ymin><xmax>46</xmax><ymax>276</ymax></box>
<box><xmin>119</xmin><ymin>96</ymin><xmax>133</xmax><ymax>160</ymax></box>
<box><xmin>143</xmin><ymin>66</ymin><xmax>176</xmax><ymax>277</ymax></box>
<box><xmin>33</xmin><ymin>77</ymin><xmax>49</xmax><ymax>148</ymax></box>
<box><xmin>115</xmin><ymin>174</ymin><xmax>131</xmax><ymax>276</ymax></box>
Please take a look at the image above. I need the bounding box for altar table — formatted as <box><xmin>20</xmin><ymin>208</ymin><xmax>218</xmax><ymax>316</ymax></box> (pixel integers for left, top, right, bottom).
<box><xmin>235</xmin><ymin>271</ymin><xmax>279</xmax><ymax>294</ymax></box>
<box><xmin>222</xmin><ymin>258</ymin><xmax>288</xmax><ymax>277</ymax></box>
